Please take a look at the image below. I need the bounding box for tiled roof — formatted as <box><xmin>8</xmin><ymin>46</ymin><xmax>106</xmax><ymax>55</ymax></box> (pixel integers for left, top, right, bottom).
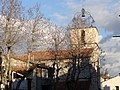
<box><xmin>15</xmin><ymin>48</ymin><xmax>93</xmax><ymax>61</ymax></box>
<box><xmin>11</xmin><ymin>48</ymin><xmax>93</xmax><ymax>72</ymax></box>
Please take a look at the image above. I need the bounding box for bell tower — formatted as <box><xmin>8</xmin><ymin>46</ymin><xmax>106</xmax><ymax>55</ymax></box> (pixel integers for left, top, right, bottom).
<box><xmin>67</xmin><ymin>8</ymin><xmax>100</xmax><ymax>90</ymax></box>
<box><xmin>67</xmin><ymin>8</ymin><xmax>98</xmax><ymax>49</ymax></box>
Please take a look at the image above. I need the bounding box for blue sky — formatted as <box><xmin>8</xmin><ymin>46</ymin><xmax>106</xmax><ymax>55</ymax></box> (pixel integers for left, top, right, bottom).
<box><xmin>22</xmin><ymin>0</ymin><xmax>118</xmax><ymax>37</ymax></box>
<box><xmin>22</xmin><ymin>0</ymin><xmax>120</xmax><ymax>76</ymax></box>
<box><xmin>22</xmin><ymin>0</ymin><xmax>67</xmax><ymax>24</ymax></box>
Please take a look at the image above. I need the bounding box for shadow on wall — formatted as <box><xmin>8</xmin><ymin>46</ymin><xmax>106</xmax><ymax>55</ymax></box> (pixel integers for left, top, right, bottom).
<box><xmin>55</xmin><ymin>56</ymin><xmax>100</xmax><ymax>90</ymax></box>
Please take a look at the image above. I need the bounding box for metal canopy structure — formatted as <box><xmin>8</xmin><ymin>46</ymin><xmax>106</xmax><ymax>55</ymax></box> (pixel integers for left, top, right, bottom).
<box><xmin>68</xmin><ymin>8</ymin><xmax>95</xmax><ymax>29</ymax></box>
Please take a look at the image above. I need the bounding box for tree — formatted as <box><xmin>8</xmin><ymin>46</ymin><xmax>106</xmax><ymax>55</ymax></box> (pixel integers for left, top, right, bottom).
<box><xmin>25</xmin><ymin>3</ymin><xmax>44</xmax><ymax>53</ymax></box>
<box><xmin>0</xmin><ymin>0</ymin><xmax>25</xmax><ymax>89</ymax></box>
<box><xmin>45</xmin><ymin>25</ymin><xmax>68</xmax><ymax>90</ymax></box>
<box><xmin>0</xmin><ymin>0</ymin><xmax>25</xmax><ymax>51</ymax></box>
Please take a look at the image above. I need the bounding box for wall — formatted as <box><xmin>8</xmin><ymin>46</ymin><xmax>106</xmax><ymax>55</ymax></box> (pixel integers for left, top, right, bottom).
<box><xmin>68</xmin><ymin>27</ymin><xmax>100</xmax><ymax>90</ymax></box>
<box><xmin>102</xmin><ymin>75</ymin><xmax>120</xmax><ymax>90</ymax></box>
<box><xmin>68</xmin><ymin>27</ymin><xmax>98</xmax><ymax>49</ymax></box>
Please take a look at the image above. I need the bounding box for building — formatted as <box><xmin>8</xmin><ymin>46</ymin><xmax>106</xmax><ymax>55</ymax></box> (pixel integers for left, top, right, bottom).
<box><xmin>101</xmin><ymin>74</ymin><xmax>120</xmax><ymax>90</ymax></box>
<box><xmin>0</xmin><ymin>8</ymin><xmax>100</xmax><ymax>90</ymax></box>
<box><xmin>13</xmin><ymin>48</ymin><xmax>94</xmax><ymax>90</ymax></box>
<box><xmin>67</xmin><ymin>8</ymin><xmax>100</xmax><ymax>90</ymax></box>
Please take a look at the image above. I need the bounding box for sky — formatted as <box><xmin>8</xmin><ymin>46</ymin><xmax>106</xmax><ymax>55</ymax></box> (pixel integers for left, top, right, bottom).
<box><xmin>22</xmin><ymin>0</ymin><xmax>120</xmax><ymax>76</ymax></box>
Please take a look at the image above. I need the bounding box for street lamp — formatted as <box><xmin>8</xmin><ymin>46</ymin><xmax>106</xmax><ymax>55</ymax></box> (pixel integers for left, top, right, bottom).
<box><xmin>113</xmin><ymin>35</ymin><xmax>120</xmax><ymax>37</ymax></box>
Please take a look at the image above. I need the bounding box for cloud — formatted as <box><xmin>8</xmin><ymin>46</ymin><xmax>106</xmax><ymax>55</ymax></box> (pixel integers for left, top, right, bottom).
<box><xmin>100</xmin><ymin>37</ymin><xmax>120</xmax><ymax>76</ymax></box>
<box><xmin>53</xmin><ymin>13</ymin><xmax>68</xmax><ymax>21</ymax></box>
<box><xmin>53</xmin><ymin>13</ymin><xmax>67</xmax><ymax>21</ymax></box>
<box><xmin>52</xmin><ymin>12</ymin><xmax>68</xmax><ymax>26</ymax></box>
<box><xmin>64</xmin><ymin>0</ymin><xmax>120</xmax><ymax>34</ymax></box>
<box><xmin>99</xmin><ymin>34</ymin><xmax>113</xmax><ymax>44</ymax></box>
<box><xmin>98</xmin><ymin>35</ymin><xmax>103</xmax><ymax>43</ymax></box>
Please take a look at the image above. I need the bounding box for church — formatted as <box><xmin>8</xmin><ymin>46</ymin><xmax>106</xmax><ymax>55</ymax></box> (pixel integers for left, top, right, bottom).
<box><xmin>1</xmin><ymin>8</ymin><xmax>100</xmax><ymax>90</ymax></box>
